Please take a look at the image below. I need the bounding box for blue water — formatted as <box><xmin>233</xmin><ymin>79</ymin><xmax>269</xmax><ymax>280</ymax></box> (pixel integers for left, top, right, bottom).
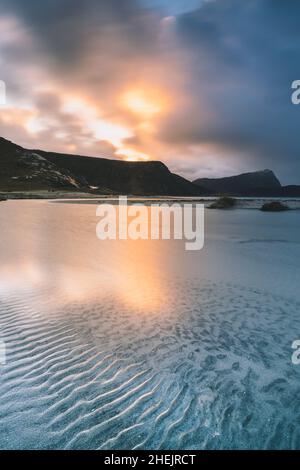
<box><xmin>0</xmin><ymin>200</ymin><xmax>299</xmax><ymax>449</ymax></box>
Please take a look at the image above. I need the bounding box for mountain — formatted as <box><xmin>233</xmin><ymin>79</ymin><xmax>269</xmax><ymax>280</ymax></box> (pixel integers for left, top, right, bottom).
<box><xmin>193</xmin><ymin>169</ymin><xmax>284</xmax><ymax>196</ymax></box>
<box><xmin>281</xmin><ymin>185</ymin><xmax>300</xmax><ymax>197</ymax></box>
<box><xmin>36</xmin><ymin>149</ymin><xmax>206</xmax><ymax>196</ymax></box>
<box><xmin>2</xmin><ymin>137</ymin><xmax>299</xmax><ymax>197</ymax></box>
<box><xmin>0</xmin><ymin>137</ymin><xmax>206</xmax><ymax>196</ymax></box>
<box><xmin>0</xmin><ymin>137</ymin><xmax>86</xmax><ymax>192</ymax></box>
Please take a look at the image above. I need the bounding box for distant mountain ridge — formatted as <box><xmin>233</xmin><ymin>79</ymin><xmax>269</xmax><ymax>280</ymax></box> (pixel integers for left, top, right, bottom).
<box><xmin>194</xmin><ymin>169</ymin><xmax>281</xmax><ymax>192</ymax></box>
<box><xmin>1</xmin><ymin>137</ymin><xmax>299</xmax><ymax>196</ymax></box>
<box><xmin>0</xmin><ymin>137</ymin><xmax>206</xmax><ymax>196</ymax></box>
<box><xmin>193</xmin><ymin>169</ymin><xmax>300</xmax><ymax>197</ymax></box>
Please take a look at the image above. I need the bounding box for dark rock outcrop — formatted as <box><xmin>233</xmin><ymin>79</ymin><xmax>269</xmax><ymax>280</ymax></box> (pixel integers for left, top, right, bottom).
<box><xmin>260</xmin><ymin>201</ymin><xmax>289</xmax><ymax>212</ymax></box>
<box><xmin>208</xmin><ymin>196</ymin><xmax>237</xmax><ymax>209</ymax></box>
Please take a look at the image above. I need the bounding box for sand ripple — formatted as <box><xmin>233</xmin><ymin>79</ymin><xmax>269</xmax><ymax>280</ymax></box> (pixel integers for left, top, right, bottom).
<box><xmin>0</xmin><ymin>280</ymin><xmax>300</xmax><ymax>449</ymax></box>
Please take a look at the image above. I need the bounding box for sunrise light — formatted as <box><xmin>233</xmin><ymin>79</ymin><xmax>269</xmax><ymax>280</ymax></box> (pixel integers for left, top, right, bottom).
<box><xmin>62</xmin><ymin>97</ymin><xmax>133</xmax><ymax>148</ymax></box>
<box><xmin>25</xmin><ymin>116</ymin><xmax>47</xmax><ymax>134</ymax></box>
<box><xmin>115</xmin><ymin>148</ymin><xmax>150</xmax><ymax>162</ymax></box>
<box><xmin>122</xmin><ymin>89</ymin><xmax>164</xmax><ymax>118</ymax></box>
<box><xmin>88</xmin><ymin>120</ymin><xmax>133</xmax><ymax>148</ymax></box>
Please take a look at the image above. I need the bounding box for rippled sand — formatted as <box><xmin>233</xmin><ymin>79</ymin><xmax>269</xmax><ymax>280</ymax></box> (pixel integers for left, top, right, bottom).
<box><xmin>0</xmin><ymin>201</ymin><xmax>300</xmax><ymax>449</ymax></box>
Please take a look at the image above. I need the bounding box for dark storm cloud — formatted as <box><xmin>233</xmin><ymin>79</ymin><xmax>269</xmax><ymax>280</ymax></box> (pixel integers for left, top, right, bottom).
<box><xmin>159</xmin><ymin>0</ymin><xmax>300</xmax><ymax>182</ymax></box>
<box><xmin>0</xmin><ymin>0</ymin><xmax>158</xmax><ymax>64</ymax></box>
<box><xmin>0</xmin><ymin>0</ymin><xmax>299</xmax><ymax>182</ymax></box>
<box><xmin>0</xmin><ymin>0</ymin><xmax>173</xmax><ymax>114</ymax></box>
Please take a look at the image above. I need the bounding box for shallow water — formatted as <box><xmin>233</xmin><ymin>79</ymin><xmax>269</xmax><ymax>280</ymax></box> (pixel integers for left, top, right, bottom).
<box><xmin>0</xmin><ymin>200</ymin><xmax>300</xmax><ymax>449</ymax></box>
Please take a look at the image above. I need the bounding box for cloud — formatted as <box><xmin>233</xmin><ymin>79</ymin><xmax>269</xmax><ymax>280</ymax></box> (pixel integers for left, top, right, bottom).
<box><xmin>158</xmin><ymin>0</ymin><xmax>300</xmax><ymax>182</ymax></box>
<box><xmin>141</xmin><ymin>0</ymin><xmax>204</xmax><ymax>16</ymax></box>
<box><xmin>0</xmin><ymin>0</ymin><xmax>182</xmax><ymax>158</ymax></box>
<box><xmin>0</xmin><ymin>0</ymin><xmax>299</xmax><ymax>183</ymax></box>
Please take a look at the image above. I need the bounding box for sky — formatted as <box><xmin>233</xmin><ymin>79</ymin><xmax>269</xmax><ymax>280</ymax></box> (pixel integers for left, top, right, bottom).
<box><xmin>0</xmin><ymin>0</ymin><xmax>299</xmax><ymax>183</ymax></box>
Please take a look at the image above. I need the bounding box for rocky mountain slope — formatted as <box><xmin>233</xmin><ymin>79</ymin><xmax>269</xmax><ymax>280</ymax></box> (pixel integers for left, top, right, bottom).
<box><xmin>0</xmin><ymin>137</ymin><xmax>205</xmax><ymax>196</ymax></box>
<box><xmin>1</xmin><ymin>137</ymin><xmax>299</xmax><ymax>196</ymax></box>
<box><xmin>193</xmin><ymin>169</ymin><xmax>300</xmax><ymax>196</ymax></box>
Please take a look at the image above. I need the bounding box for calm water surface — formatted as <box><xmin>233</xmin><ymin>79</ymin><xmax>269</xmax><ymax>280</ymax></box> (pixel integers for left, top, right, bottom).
<box><xmin>0</xmin><ymin>200</ymin><xmax>300</xmax><ymax>449</ymax></box>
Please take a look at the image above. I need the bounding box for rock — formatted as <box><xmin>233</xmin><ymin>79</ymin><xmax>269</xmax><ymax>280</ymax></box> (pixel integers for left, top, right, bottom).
<box><xmin>208</xmin><ymin>196</ymin><xmax>237</xmax><ymax>209</ymax></box>
<box><xmin>260</xmin><ymin>201</ymin><xmax>289</xmax><ymax>212</ymax></box>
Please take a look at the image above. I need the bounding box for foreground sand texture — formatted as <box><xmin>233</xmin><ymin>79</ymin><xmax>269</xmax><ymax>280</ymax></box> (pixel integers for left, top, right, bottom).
<box><xmin>0</xmin><ymin>200</ymin><xmax>299</xmax><ymax>449</ymax></box>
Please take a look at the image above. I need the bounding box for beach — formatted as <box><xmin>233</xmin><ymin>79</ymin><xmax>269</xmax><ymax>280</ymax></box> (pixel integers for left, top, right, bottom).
<box><xmin>0</xmin><ymin>199</ymin><xmax>300</xmax><ymax>449</ymax></box>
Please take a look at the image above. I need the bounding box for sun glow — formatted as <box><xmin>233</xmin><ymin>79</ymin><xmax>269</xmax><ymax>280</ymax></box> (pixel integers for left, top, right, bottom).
<box><xmin>38</xmin><ymin>95</ymin><xmax>156</xmax><ymax>162</ymax></box>
<box><xmin>88</xmin><ymin>120</ymin><xmax>133</xmax><ymax>148</ymax></box>
<box><xmin>115</xmin><ymin>148</ymin><xmax>150</xmax><ymax>162</ymax></box>
<box><xmin>25</xmin><ymin>116</ymin><xmax>47</xmax><ymax>134</ymax></box>
<box><xmin>62</xmin><ymin>97</ymin><xmax>133</xmax><ymax>148</ymax></box>
<box><xmin>122</xmin><ymin>89</ymin><xmax>164</xmax><ymax>118</ymax></box>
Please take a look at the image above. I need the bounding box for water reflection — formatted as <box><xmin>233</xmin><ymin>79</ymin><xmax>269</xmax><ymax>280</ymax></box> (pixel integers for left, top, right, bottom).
<box><xmin>1</xmin><ymin>200</ymin><xmax>300</xmax><ymax>450</ymax></box>
<box><xmin>0</xmin><ymin>200</ymin><xmax>178</xmax><ymax>312</ymax></box>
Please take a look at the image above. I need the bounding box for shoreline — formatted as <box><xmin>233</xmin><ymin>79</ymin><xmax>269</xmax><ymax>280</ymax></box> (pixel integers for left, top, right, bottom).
<box><xmin>1</xmin><ymin>191</ymin><xmax>300</xmax><ymax>210</ymax></box>
<box><xmin>1</xmin><ymin>190</ymin><xmax>300</xmax><ymax>200</ymax></box>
